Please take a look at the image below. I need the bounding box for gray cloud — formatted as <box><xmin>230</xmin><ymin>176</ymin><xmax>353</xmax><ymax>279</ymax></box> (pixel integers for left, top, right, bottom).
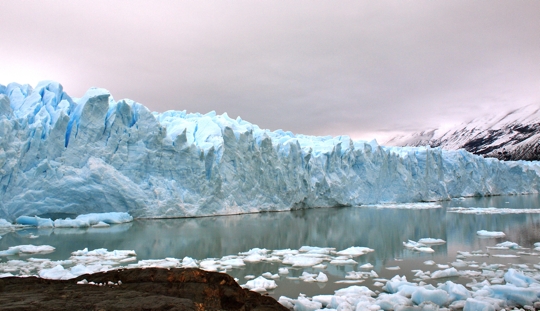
<box><xmin>1</xmin><ymin>0</ymin><xmax>539</xmax><ymax>141</ymax></box>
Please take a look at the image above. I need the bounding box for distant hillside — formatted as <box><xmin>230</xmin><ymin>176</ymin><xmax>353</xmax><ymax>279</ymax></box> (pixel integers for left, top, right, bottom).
<box><xmin>386</xmin><ymin>105</ymin><xmax>540</xmax><ymax>161</ymax></box>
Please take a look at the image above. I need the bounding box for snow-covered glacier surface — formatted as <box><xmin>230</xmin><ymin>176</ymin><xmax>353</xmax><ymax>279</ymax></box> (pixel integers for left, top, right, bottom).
<box><xmin>1</xmin><ymin>81</ymin><xmax>540</xmax><ymax>221</ymax></box>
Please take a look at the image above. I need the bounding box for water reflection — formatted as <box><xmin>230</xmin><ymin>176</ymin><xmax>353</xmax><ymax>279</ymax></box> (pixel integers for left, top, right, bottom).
<box><xmin>1</xmin><ymin>194</ymin><xmax>540</xmax><ymax>297</ymax></box>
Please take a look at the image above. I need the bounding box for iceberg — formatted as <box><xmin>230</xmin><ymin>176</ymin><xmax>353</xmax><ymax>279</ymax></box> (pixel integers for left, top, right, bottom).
<box><xmin>2</xmin><ymin>81</ymin><xmax>540</xmax><ymax>220</ymax></box>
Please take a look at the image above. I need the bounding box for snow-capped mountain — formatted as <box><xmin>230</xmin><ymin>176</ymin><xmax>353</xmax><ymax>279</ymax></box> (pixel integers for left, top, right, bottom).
<box><xmin>386</xmin><ymin>105</ymin><xmax>540</xmax><ymax>161</ymax></box>
<box><xmin>1</xmin><ymin>81</ymin><xmax>540</xmax><ymax>221</ymax></box>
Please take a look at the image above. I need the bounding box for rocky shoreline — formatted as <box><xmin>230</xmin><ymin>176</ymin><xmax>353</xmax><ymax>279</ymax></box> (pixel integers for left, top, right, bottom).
<box><xmin>0</xmin><ymin>267</ymin><xmax>287</xmax><ymax>310</ymax></box>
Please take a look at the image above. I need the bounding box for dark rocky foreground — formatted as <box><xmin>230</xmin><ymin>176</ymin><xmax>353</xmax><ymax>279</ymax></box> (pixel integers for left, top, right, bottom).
<box><xmin>0</xmin><ymin>268</ymin><xmax>288</xmax><ymax>311</ymax></box>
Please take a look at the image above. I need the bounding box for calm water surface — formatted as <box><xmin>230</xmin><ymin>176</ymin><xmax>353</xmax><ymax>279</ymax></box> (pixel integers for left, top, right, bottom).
<box><xmin>2</xmin><ymin>194</ymin><xmax>540</xmax><ymax>299</ymax></box>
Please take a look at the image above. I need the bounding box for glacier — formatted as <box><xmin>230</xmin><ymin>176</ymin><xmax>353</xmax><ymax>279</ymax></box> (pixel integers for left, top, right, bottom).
<box><xmin>1</xmin><ymin>81</ymin><xmax>540</xmax><ymax>221</ymax></box>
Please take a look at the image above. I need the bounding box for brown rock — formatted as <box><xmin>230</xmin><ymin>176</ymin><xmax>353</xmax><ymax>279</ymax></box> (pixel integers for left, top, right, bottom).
<box><xmin>0</xmin><ymin>268</ymin><xmax>288</xmax><ymax>311</ymax></box>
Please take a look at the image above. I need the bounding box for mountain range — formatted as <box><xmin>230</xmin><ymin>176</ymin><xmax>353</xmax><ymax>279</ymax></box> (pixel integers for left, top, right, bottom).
<box><xmin>385</xmin><ymin>105</ymin><xmax>540</xmax><ymax>161</ymax></box>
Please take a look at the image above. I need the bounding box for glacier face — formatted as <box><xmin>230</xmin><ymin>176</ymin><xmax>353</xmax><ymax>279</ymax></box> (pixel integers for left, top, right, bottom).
<box><xmin>1</xmin><ymin>81</ymin><xmax>540</xmax><ymax>221</ymax></box>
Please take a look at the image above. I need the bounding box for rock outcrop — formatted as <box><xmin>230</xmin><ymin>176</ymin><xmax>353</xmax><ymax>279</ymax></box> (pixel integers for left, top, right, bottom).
<box><xmin>0</xmin><ymin>268</ymin><xmax>287</xmax><ymax>311</ymax></box>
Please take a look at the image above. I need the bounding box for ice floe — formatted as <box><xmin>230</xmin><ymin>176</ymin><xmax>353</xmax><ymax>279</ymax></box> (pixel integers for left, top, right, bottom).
<box><xmin>448</xmin><ymin>207</ymin><xmax>540</xmax><ymax>214</ymax></box>
<box><xmin>477</xmin><ymin>230</ymin><xmax>506</xmax><ymax>238</ymax></box>
<box><xmin>364</xmin><ymin>202</ymin><xmax>442</xmax><ymax>209</ymax></box>
<box><xmin>14</xmin><ymin>213</ymin><xmax>133</xmax><ymax>228</ymax></box>
<box><xmin>0</xmin><ymin>244</ymin><xmax>55</xmax><ymax>256</ymax></box>
<box><xmin>2</xmin><ymin>241</ymin><xmax>540</xmax><ymax>310</ymax></box>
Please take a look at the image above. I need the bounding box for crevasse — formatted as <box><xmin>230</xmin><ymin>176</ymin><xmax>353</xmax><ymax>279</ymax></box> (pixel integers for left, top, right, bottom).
<box><xmin>1</xmin><ymin>81</ymin><xmax>539</xmax><ymax>220</ymax></box>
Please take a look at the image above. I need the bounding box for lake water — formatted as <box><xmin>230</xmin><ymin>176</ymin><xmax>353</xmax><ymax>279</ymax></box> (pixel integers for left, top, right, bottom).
<box><xmin>2</xmin><ymin>194</ymin><xmax>540</xmax><ymax>300</ymax></box>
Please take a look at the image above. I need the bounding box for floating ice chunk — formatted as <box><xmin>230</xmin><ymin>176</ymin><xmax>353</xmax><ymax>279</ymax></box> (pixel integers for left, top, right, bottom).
<box><xmin>262</xmin><ymin>272</ymin><xmax>279</xmax><ymax>279</ymax></box>
<box><xmin>367</xmin><ymin>202</ymin><xmax>442</xmax><ymax>209</ymax></box>
<box><xmin>278</xmin><ymin>268</ymin><xmax>289</xmax><ymax>274</ymax></box>
<box><xmin>414</xmin><ymin>246</ymin><xmax>435</xmax><ymax>253</ymax></box>
<box><xmin>312</xmin><ymin>264</ymin><xmax>326</xmax><ymax>269</ymax></box>
<box><xmin>0</xmin><ymin>273</ymin><xmax>14</xmax><ymax>278</ymax></box>
<box><xmin>449</xmin><ymin>207</ymin><xmax>540</xmax><ymax>214</ymax></box>
<box><xmin>311</xmin><ymin>295</ymin><xmax>333</xmax><ymax>307</ymax></box>
<box><xmin>272</xmin><ymin>249</ymin><xmax>298</xmax><ymax>256</ymax></box>
<box><xmin>504</xmin><ymin>268</ymin><xmax>538</xmax><ymax>287</ymax></box>
<box><xmin>489</xmin><ymin>284</ymin><xmax>539</xmax><ymax>307</ymax></box>
<box><xmin>383</xmin><ymin>276</ymin><xmax>417</xmax><ymax>294</ymax></box>
<box><xmin>457</xmin><ymin>250</ymin><xmax>489</xmax><ymax>257</ymax></box>
<box><xmin>239</xmin><ymin>248</ymin><xmax>268</xmax><ymax>255</ymax></box>
<box><xmin>293</xmin><ymin>296</ymin><xmax>322</xmax><ymax>311</ymax></box>
<box><xmin>439</xmin><ymin>281</ymin><xmax>471</xmax><ymax>301</ymax></box>
<box><xmin>244</xmin><ymin>275</ymin><xmax>255</xmax><ymax>280</ymax></box>
<box><xmin>334</xmin><ymin>285</ymin><xmax>375</xmax><ymax>297</ymax></box>
<box><xmin>335</xmin><ymin>280</ymin><xmax>364</xmax><ymax>284</ymax></box>
<box><xmin>491</xmin><ymin>254</ymin><xmax>520</xmax><ymax>258</ymax></box>
<box><xmin>335</xmin><ymin>246</ymin><xmax>374</xmax><ymax>256</ymax></box>
<box><xmin>411</xmin><ymin>287</ymin><xmax>449</xmax><ymax>306</ymax></box>
<box><xmin>329</xmin><ymin>256</ymin><xmax>357</xmax><ymax>265</ymax></box>
<box><xmin>476</xmin><ymin>230</ymin><xmax>505</xmax><ymax>238</ymax></box>
<box><xmin>359</xmin><ymin>263</ymin><xmax>374</xmax><ymax>269</ymax></box>
<box><xmin>344</xmin><ymin>271</ymin><xmax>364</xmax><ymax>280</ymax></box>
<box><xmin>15</xmin><ymin>216</ymin><xmax>53</xmax><ymax>228</ymax></box>
<box><xmin>299</xmin><ymin>246</ymin><xmax>334</xmax><ymax>254</ymax></box>
<box><xmin>424</xmin><ymin>260</ymin><xmax>435</xmax><ymax>266</ymax></box>
<box><xmin>386</xmin><ymin>266</ymin><xmax>400</xmax><ymax>270</ymax></box>
<box><xmin>464</xmin><ymin>298</ymin><xmax>496</xmax><ymax>311</ymax></box>
<box><xmin>243</xmin><ymin>253</ymin><xmax>265</xmax><ymax>263</ymax></box>
<box><xmin>278</xmin><ymin>296</ymin><xmax>295</xmax><ymax>309</ymax></box>
<box><xmin>200</xmin><ymin>259</ymin><xmax>220</xmax><ymax>271</ymax></box>
<box><xmin>0</xmin><ymin>244</ymin><xmax>55</xmax><ymax>256</ymax></box>
<box><xmin>404</xmin><ymin>240</ymin><xmax>436</xmax><ymax>252</ymax></box>
<box><xmin>181</xmin><ymin>256</ymin><xmax>198</xmax><ymax>268</ymax></box>
<box><xmin>282</xmin><ymin>255</ymin><xmax>324</xmax><ymax>267</ymax></box>
<box><xmin>437</xmin><ymin>264</ymin><xmax>449</xmax><ymax>269</ymax></box>
<box><xmin>243</xmin><ymin>276</ymin><xmax>277</xmax><ymax>291</ymax></box>
<box><xmin>403</xmin><ymin>240</ymin><xmax>426</xmax><ymax>248</ymax></box>
<box><xmin>39</xmin><ymin>265</ymin><xmax>76</xmax><ymax>280</ymax></box>
<box><xmin>489</xmin><ymin>241</ymin><xmax>521</xmax><ymax>249</ymax></box>
<box><xmin>375</xmin><ymin>293</ymin><xmax>412</xmax><ymax>310</ymax></box>
<box><xmin>418</xmin><ymin>238</ymin><xmax>446</xmax><ymax>245</ymax></box>
<box><xmin>220</xmin><ymin>258</ymin><xmax>245</xmax><ymax>268</ymax></box>
<box><xmin>431</xmin><ymin>267</ymin><xmax>458</xmax><ymax>279</ymax></box>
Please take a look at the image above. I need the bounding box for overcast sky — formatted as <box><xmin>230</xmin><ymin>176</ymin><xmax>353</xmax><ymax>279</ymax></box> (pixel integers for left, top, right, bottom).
<box><xmin>1</xmin><ymin>1</ymin><xmax>539</xmax><ymax>141</ymax></box>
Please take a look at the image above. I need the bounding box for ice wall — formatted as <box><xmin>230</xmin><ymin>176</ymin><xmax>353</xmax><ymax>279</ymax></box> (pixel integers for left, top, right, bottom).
<box><xmin>1</xmin><ymin>81</ymin><xmax>539</xmax><ymax>220</ymax></box>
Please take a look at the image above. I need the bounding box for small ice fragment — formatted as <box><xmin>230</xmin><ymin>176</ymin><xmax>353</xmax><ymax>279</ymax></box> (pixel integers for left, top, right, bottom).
<box><xmin>386</xmin><ymin>266</ymin><xmax>400</xmax><ymax>270</ymax></box>
<box><xmin>335</xmin><ymin>246</ymin><xmax>374</xmax><ymax>256</ymax></box>
<box><xmin>418</xmin><ymin>238</ymin><xmax>446</xmax><ymax>245</ymax></box>
<box><xmin>329</xmin><ymin>257</ymin><xmax>357</xmax><ymax>265</ymax></box>
<box><xmin>437</xmin><ymin>264</ymin><xmax>449</xmax><ymax>269</ymax></box>
<box><xmin>359</xmin><ymin>263</ymin><xmax>374</xmax><ymax>269</ymax></box>
<box><xmin>424</xmin><ymin>260</ymin><xmax>435</xmax><ymax>266</ymax></box>
<box><xmin>243</xmin><ymin>276</ymin><xmax>277</xmax><ymax>291</ymax></box>
<box><xmin>278</xmin><ymin>268</ymin><xmax>289</xmax><ymax>274</ymax></box>
<box><xmin>431</xmin><ymin>267</ymin><xmax>458</xmax><ymax>279</ymax></box>
<box><xmin>244</xmin><ymin>275</ymin><xmax>255</xmax><ymax>280</ymax></box>
<box><xmin>477</xmin><ymin>230</ymin><xmax>505</xmax><ymax>238</ymax></box>
<box><xmin>282</xmin><ymin>255</ymin><xmax>324</xmax><ymax>267</ymax></box>
<box><xmin>335</xmin><ymin>280</ymin><xmax>364</xmax><ymax>284</ymax></box>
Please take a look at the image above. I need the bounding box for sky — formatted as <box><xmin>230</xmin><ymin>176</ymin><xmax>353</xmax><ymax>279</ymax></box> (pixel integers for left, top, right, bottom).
<box><xmin>1</xmin><ymin>0</ymin><xmax>539</xmax><ymax>142</ymax></box>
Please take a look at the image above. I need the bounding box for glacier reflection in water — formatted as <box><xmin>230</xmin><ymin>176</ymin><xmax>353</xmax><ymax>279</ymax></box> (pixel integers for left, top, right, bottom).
<box><xmin>1</xmin><ymin>194</ymin><xmax>540</xmax><ymax>298</ymax></box>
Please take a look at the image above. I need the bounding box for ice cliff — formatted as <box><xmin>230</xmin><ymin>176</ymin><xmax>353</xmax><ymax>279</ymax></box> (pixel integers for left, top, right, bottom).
<box><xmin>1</xmin><ymin>81</ymin><xmax>540</xmax><ymax>220</ymax></box>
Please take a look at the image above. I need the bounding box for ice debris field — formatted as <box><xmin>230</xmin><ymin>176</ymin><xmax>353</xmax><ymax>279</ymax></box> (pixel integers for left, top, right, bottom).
<box><xmin>2</xmin><ymin>232</ymin><xmax>540</xmax><ymax>310</ymax></box>
<box><xmin>2</xmin><ymin>81</ymin><xmax>540</xmax><ymax>220</ymax></box>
